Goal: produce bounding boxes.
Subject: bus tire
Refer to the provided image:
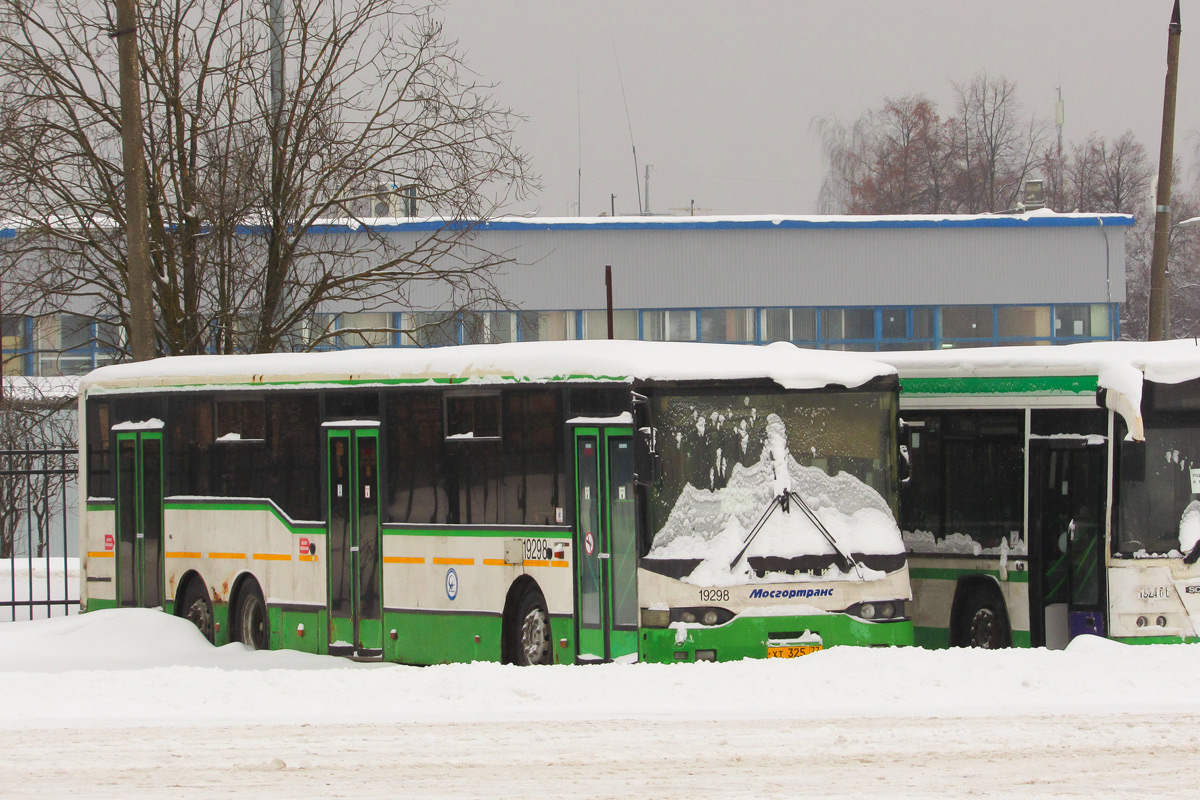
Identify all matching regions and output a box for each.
[511,587,552,666]
[233,580,270,651]
[178,578,214,643]
[962,588,1010,649]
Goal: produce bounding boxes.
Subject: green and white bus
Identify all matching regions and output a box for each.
[881,340,1200,649]
[78,340,912,664]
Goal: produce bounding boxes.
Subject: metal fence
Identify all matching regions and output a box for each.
[1,446,78,621]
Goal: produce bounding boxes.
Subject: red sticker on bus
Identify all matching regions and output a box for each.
[104,534,114,551]
[299,537,309,554]
[584,531,595,555]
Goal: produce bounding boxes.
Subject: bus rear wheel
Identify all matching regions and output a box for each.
[964,592,1009,649]
[512,589,552,666]
[234,582,270,651]
[179,580,214,643]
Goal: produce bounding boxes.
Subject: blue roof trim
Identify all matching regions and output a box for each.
[1,214,1136,240]
[312,215,1137,235]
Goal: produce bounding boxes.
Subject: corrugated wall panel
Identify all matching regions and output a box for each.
[397,224,1127,311]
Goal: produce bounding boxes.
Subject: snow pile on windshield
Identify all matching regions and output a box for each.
[903,530,1025,557]
[1179,501,1200,555]
[646,413,903,585]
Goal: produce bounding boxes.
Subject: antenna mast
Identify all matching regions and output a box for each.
[611,35,642,214]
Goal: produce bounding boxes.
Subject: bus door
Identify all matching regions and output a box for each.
[325,424,382,658]
[572,426,640,662]
[114,424,165,609]
[1029,437,1107,648]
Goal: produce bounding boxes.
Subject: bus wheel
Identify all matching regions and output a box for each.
[512,588,552,666]
[234,582,270,651]
[179,580,214,643]
[964,591,1009,649]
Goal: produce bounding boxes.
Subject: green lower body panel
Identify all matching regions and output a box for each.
[1113,635,1200,645]
[549,616,575,664]
[273,607,327,653]
[640,613,914,663]
[384,611,505,664]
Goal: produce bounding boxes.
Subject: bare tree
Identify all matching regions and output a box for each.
[815,95,950,214]
[817,74,1046,215]
[948,73,1047,213]
[0,0,532,358]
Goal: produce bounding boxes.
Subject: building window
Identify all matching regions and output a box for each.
[998,306,1052,339]
[338,311,393,348]
[581,310,638,340]
[700,309,755,343]
[759,308,816,343]
[821,308,874,342]
[2,314,28,376]
[519,311,577,341]
[35,313,95,376]
[462,312,517,344]
[642,310,697,342]
[881,308,907,340]
[1055,304,1109,339]
[942,306,993,340]
[402,312,458,347]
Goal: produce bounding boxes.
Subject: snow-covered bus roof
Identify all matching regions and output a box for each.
[878,339,1200,440]
[78,340,896,395]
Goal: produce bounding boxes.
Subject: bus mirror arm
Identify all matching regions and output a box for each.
[633,425,661,487]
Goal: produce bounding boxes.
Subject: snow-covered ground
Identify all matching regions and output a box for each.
[2,610,1200,798]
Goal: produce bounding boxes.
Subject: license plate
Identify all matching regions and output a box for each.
[766,644,822,658]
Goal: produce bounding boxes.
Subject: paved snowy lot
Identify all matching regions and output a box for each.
[2,610,1200,798]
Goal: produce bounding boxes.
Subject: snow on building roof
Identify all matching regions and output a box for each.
[2,209,1136,239]
[79,340,895,394]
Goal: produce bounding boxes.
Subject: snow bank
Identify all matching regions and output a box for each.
[2,611,1200,730]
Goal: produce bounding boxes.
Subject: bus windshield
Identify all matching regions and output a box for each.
[1118,417,1200,558]
[642,388,904,585]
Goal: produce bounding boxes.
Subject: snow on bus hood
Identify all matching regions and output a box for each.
[882,339,1200,442]
[646,414,904,586]
[79,340,893,393]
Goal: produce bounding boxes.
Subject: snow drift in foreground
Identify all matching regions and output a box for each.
[3,609,1200,731]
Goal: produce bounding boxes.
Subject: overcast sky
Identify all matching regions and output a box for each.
[438,0,1200,217]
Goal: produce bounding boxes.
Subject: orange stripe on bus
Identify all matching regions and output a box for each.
[87,551,114,558]
[165,552,201,559]
[253,553,292,561]
[208,552,246,559]
[433,557,474,566]
[523,559,550,568]
[299,554,316,562]
[384,556,425,564]
[482,558,507,566]
[550,560,570,568]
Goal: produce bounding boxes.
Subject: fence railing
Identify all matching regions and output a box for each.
[1,446,78,621]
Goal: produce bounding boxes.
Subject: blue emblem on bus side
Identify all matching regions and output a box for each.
[446,568,459,601]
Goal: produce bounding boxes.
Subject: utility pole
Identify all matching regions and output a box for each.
[114,0,155,361]
[1149,0,1182,341]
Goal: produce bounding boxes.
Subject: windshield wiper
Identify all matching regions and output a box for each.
[730,489,862,577]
